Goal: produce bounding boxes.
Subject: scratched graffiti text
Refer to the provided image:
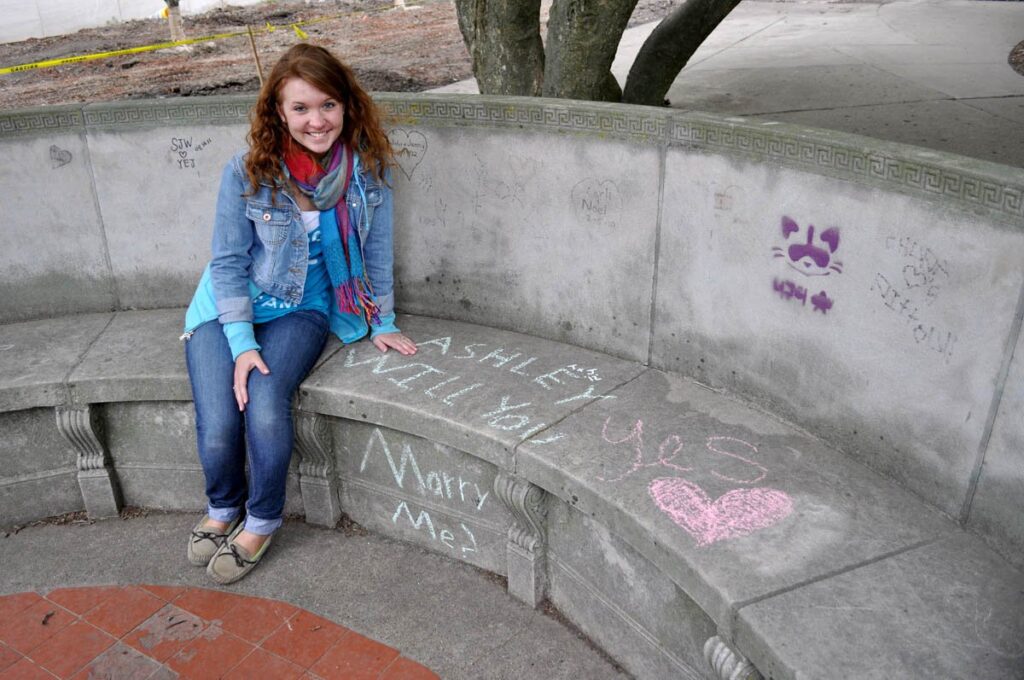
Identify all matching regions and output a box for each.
[170,136,211,170]
[872,235,957,363]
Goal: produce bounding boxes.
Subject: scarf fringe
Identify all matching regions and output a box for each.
[335,280,380,325]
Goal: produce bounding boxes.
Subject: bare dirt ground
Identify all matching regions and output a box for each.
[0,0,683,112]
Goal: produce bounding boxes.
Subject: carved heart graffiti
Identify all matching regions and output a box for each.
[571,178,622,226]
[49,145,72,169]
[388,129,427,180]
[648,477,793,547]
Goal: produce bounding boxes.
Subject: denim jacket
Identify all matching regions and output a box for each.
[209,150,398,342]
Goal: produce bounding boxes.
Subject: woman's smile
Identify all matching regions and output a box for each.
[278,77,344,154]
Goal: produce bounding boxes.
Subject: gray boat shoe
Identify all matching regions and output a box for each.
[187,515,241,567]
[206,525,274,585]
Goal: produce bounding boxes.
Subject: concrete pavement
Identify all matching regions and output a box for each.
[432,0,1024,167]
[0,513,628,679]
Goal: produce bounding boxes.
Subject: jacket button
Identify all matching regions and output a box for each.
[262,213,272,222]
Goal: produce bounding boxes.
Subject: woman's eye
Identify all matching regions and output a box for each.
[323,102,336,110]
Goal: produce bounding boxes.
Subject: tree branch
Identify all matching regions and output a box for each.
[622,0,742,106]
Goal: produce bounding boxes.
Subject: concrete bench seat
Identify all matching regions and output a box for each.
[4,93,1024,679]
[2,309,1021,680]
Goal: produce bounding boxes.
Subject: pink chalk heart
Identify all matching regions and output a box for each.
[648,477,794,547]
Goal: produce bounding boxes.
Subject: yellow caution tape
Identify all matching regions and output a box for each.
[0,29,245,74]
[0,2,427,76]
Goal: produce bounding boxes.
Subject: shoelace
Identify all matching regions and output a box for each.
[227,543,258,568]
[191,528,228,546]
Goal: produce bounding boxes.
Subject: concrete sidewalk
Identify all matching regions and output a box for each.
[432,0,1024,168]
[0,513,628,679]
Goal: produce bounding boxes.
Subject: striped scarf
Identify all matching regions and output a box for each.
[282,142,379,324]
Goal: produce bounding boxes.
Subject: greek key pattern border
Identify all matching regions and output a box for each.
[3,94,1021,221]
[0,107,84,137]
[84,97,252,130]
[377,94,668,144]
[672,118,1024,222]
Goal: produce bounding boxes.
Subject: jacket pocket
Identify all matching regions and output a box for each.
[361,184,384,234]
[245,202,292,246]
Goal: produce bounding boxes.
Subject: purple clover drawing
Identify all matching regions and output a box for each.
[772,216,842,277]
[811,291,834,314]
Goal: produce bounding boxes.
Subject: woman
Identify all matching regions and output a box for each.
[181,43,416,585]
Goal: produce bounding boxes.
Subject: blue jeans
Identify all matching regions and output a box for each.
[184,310,329,535]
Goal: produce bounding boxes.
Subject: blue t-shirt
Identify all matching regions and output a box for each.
[250,211,331,321]
[184,211,332,359]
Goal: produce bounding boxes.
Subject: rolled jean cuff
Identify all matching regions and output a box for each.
[244,514,282,536]
[208,505,241,523]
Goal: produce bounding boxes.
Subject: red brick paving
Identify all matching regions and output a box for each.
[0,643,22,674]
[0,586,440,679]
[309,632,400,680]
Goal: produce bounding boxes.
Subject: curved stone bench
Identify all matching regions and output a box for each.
[2,309,1022,680]
[3,94,1024,679]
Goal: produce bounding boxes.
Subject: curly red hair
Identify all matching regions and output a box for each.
[246,43,392,191]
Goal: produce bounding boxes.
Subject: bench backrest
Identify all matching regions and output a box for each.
[2,94,1022,569]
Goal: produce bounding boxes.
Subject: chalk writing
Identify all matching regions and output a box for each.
[571,178,623,228]
[597,417,767,484]
[530,432,567,445]
[170,136,211,170]
[534,364,601,390]
[388,128,427,180]
[649,477,793,547]
[391,500,479,556]
[49,145,72,169]
[360,428,489,511]
[596,417,690,483]
[598,417,792,546]
[341,334,617,441]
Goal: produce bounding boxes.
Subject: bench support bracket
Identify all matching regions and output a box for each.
[56,405,121,519]
[704,636,763,680]
[495,472,549,608]
[295,411,342,527]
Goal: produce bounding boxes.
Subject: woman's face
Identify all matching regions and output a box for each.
[277,77,344,156]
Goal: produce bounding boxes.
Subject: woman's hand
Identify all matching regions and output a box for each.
[371,333,417,356]
[234,349,270,411]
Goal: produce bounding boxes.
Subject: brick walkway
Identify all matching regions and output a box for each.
[0,585,439,679]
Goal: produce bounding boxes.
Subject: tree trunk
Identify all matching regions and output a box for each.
[454,0,545,96]
[543,0,637,102]
[622,0,742,106]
